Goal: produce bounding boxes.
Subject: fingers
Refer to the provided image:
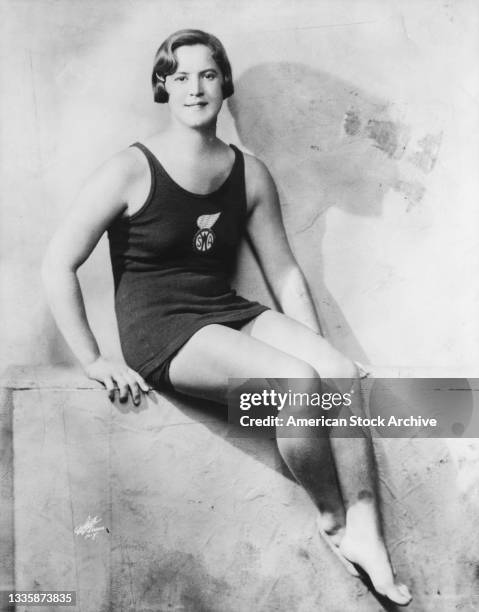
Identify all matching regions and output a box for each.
[104,376,117,402]
[124,371,141,404]
[111,373,132,404]
[132,371,151,394]
[110,370,151,405]
[84,358,152,404]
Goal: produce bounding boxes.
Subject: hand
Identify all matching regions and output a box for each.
[84,356,151,405]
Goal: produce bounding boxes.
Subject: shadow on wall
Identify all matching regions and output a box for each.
[43,63,428,368]
[229,62,412,361]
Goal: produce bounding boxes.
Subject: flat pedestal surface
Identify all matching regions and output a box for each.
[1,367,478,611]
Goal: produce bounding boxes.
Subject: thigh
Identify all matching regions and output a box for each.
[240,310,355,379]
[168,323,317,403]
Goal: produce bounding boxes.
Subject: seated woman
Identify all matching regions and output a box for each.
[42,29,412,606]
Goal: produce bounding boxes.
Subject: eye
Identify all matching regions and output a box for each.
[174,75,187,82]
[204,72,217,80]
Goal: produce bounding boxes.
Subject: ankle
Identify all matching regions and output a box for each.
[344,502,383,539]
[317,511,345,536]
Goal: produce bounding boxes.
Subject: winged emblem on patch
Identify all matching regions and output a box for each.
[193,212,221,253]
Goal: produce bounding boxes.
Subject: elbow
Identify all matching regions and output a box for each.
[41,245,76,290]
[41,249,57,293]
[41,244,57,283]
[41,248,51,282]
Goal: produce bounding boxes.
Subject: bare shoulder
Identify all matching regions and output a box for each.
[91,146,147,194]
[243,152,278,213]
[61,146,149,227]
[243,152,273,186]
[80,145,151,218]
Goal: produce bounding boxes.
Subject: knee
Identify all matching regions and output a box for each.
[333,355,358,381]
[318,350,358,380]
[285,360,321,394]
[287,359,320,380]
[316,352,359,395]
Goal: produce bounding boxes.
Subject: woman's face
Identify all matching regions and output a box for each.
[164,44,224,129]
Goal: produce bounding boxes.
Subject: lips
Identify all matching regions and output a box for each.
[185,102,207,107]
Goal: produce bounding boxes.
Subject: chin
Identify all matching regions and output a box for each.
[182,114,217,130]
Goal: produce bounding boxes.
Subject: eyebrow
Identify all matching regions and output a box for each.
[174,68,219,75]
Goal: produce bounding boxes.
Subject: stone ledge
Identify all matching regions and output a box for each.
[0,365,101,390]
[2,364,479,392]
[2,365,479,611]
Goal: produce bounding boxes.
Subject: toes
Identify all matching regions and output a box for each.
[396,583,412,604]
[380,582,412,606]
[336,534,412,604]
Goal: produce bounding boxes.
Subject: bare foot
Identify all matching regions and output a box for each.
[339,535,411,605]
[316,515,360,577]
[339,504,412,606]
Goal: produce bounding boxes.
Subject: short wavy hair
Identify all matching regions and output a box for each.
[151,29,234,104]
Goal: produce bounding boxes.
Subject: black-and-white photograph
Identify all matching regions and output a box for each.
[1,1,478,610]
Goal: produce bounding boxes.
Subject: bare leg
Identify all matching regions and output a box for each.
[168,323,355,573]
[167,317,411,603]
[331,383,411,604]
[241,310,412,605]
[270,398,360,576]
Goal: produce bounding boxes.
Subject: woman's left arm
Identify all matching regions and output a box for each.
[244,155,323,335]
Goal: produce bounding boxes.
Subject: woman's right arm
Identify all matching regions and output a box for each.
[41,150,150,403]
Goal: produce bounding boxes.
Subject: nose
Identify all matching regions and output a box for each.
[188,74,203,96]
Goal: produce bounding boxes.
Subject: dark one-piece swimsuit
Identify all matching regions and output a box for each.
[107,142,270,390]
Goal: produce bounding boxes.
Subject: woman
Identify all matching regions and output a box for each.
[42,29,411,606]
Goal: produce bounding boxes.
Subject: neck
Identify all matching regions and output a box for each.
[165,117,219,154]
